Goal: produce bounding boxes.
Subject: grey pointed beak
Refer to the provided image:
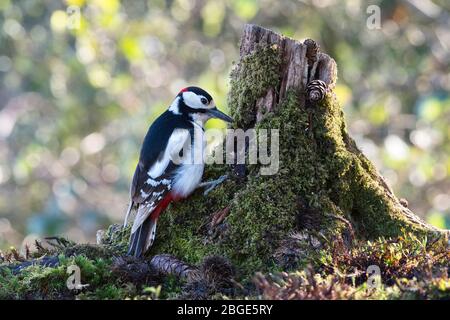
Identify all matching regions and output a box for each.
[208,107,233,123]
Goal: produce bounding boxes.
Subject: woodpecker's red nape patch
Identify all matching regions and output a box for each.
[179,87,189,93]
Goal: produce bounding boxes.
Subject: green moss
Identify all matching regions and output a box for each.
[0,264,64,299]
[0,239,140,300]
[228,44,281,128]
[98,224,130,254]
[0,254,118,299]
[311,94,432,238]
[63,244,113,260]
[77,284,131,300]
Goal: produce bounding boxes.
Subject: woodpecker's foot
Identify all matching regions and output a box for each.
[199,174,228,195]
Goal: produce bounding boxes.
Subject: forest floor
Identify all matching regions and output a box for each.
[0,224,448,300]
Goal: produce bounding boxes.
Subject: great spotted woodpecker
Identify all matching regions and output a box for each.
[125,86,233,257]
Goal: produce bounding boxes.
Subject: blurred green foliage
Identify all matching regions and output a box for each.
[0,0,449,250]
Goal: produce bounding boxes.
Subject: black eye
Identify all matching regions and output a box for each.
[201,97,208,105]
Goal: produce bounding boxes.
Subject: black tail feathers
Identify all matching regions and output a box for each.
[127,218,151,257]
[127,217,157,257]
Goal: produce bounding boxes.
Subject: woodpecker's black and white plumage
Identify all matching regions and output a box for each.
[125,86,233,257]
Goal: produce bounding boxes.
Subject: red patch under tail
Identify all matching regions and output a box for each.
[149,192,182,221]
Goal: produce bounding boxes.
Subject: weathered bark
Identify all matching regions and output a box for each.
[237,24,336,126]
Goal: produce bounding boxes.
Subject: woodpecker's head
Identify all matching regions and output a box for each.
[169,86,233,124]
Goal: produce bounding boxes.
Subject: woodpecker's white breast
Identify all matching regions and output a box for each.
[171,122,205,198]
[172,163,204,198]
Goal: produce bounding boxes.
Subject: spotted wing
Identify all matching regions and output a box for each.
[130,163,175,234]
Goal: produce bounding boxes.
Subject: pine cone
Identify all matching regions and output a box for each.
[304,39,319,63]
[150,254,200,280]
[306,80,328,103]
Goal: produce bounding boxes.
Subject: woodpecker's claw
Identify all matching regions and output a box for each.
[199,174,228,195]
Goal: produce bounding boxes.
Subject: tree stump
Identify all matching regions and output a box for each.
[228,24,446,237]
[156,24,449,275]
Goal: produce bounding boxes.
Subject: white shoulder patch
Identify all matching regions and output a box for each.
[147,128,190,178]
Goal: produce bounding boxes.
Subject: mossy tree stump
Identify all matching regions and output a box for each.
[231,24,444,237]
[154,24,448,276]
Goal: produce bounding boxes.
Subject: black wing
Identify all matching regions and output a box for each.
[130,133,194,234]
[127,110,197,257]
[129,110,193,203]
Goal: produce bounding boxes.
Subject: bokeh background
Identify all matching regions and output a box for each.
[0,0,449,250]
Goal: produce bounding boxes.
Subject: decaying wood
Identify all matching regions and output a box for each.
[239,24,337,122]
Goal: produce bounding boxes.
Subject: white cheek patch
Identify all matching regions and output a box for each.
[182,91,204,109]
